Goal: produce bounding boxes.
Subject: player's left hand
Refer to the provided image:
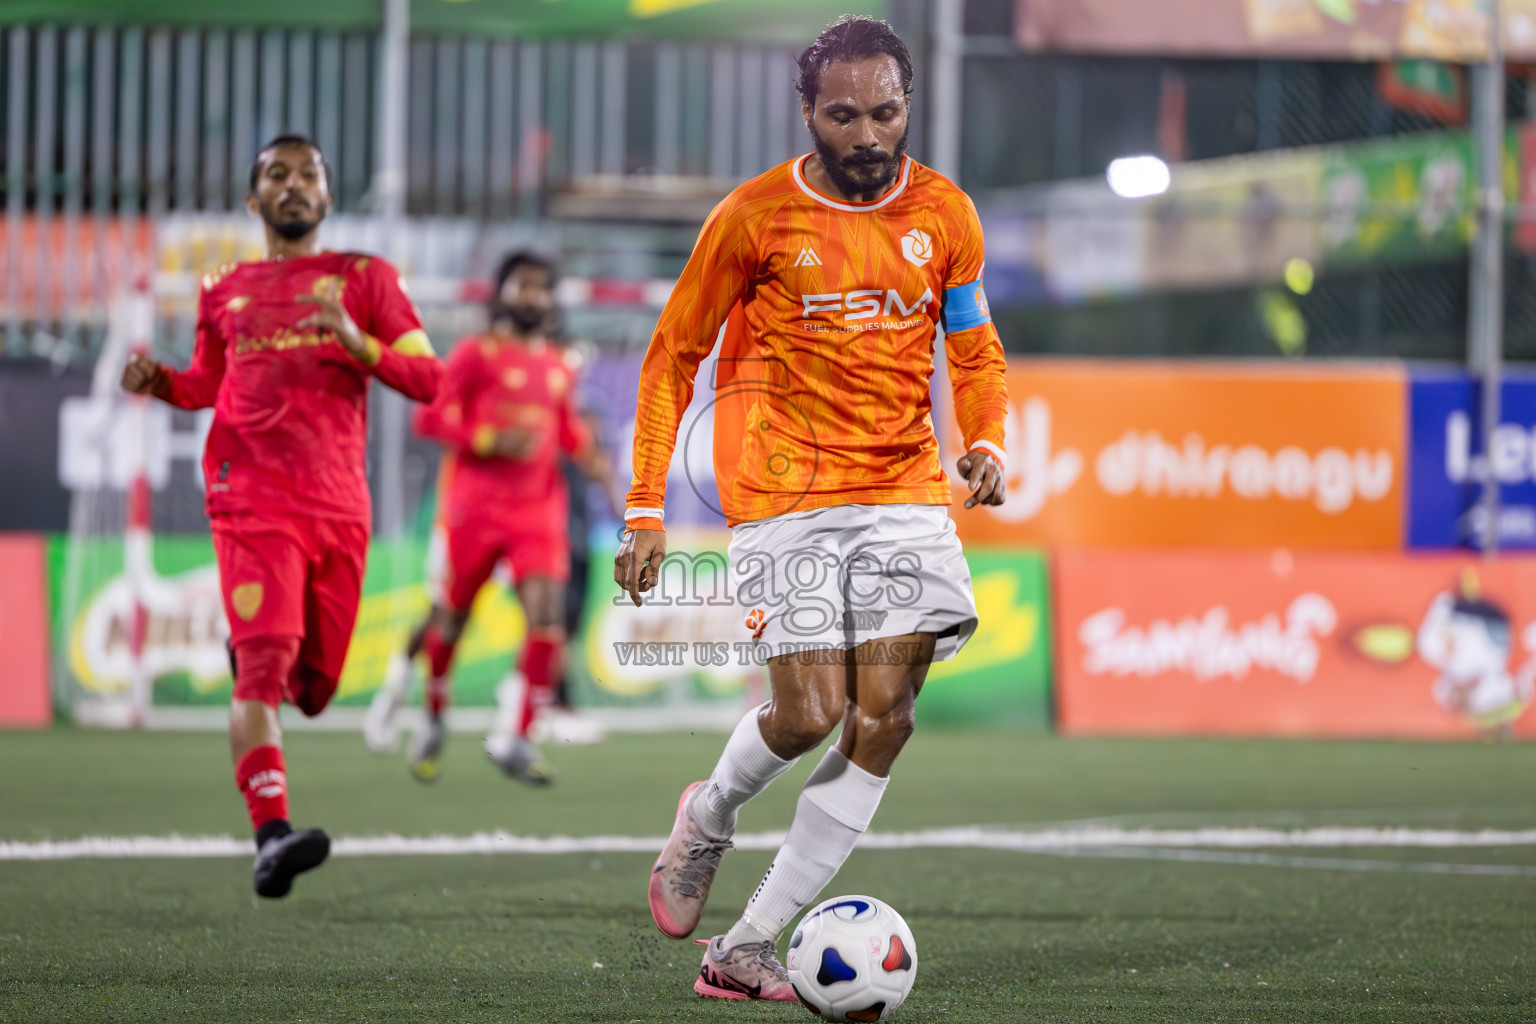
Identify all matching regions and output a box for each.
[956,450,1004,509]
[296,284,370,361]
[615,528,666,607]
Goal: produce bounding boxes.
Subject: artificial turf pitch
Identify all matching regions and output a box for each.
[1,727,1533,1023]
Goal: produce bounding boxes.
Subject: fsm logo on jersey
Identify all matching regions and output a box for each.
[1407,371,1536,550]
[901,229,933,267]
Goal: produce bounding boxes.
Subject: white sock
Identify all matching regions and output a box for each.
[383,653,412,697]
[486,674,524,750]
[726,747,889,947]
[690,703,797,837]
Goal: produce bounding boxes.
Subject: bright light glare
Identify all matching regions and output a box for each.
[1106,155,1171,199]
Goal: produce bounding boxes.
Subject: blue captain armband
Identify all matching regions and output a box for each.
[944,277,992,333]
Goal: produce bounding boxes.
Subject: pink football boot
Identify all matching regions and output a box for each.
[648,781,732,939]
[692,935,797,1001]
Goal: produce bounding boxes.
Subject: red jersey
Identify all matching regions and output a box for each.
[156,251,441,523]
[414,335,590,536]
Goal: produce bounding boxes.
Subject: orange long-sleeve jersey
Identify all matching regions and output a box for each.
[625,154,1008,530]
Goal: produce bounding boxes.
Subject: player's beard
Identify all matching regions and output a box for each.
[810,121,909,199]
[258,196,324,241]
[493,302,548,335]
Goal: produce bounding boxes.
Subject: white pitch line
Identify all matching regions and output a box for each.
[1042,846,1536,878]
[856,825,1536,851]
[3,825,1536,862]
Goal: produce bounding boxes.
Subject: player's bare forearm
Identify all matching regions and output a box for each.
[296,290,371,362]
[956,450,1005,509]
[613,528,666,607]
[297,285,441,402]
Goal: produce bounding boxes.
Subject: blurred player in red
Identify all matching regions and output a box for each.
[120,135,441,898]
[364,252,613,784]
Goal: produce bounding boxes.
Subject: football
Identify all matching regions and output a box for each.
[785,895,917,1022]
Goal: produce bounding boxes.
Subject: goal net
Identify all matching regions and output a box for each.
[53,281,225,727]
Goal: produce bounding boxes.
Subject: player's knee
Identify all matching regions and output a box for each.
[437,608,471,644]
[880,702,918,746]
[231,635,302,709]
[288,665,339,718]
[852,692,917,750]
[774,702,843,753]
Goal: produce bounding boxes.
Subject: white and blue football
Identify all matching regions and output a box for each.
[784,895,917,1022]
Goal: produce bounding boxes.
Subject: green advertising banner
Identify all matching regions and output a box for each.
[1319,129,1519,268]
[414,0,880,43]
[997,127,1528,304]
[48,532,1050,730]
[916,547,1051,730]
[47,535,523,714]
[571,536,1052,729]
[2,0,881,42]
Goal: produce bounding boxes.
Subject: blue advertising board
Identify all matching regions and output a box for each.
[1409,370,1536,549]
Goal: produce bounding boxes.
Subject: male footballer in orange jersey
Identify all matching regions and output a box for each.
[364,252,614,784]
[615,17,1007,1002]
[120,135,442,898]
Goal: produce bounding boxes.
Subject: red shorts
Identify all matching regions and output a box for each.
[430,519,569,613]
[211,512,369,713]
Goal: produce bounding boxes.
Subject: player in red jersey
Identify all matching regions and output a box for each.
[120,135,441,898]
[364,252,613,784]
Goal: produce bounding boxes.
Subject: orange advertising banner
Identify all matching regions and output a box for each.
[947,360,1406,548]
[1055,547,1536,739]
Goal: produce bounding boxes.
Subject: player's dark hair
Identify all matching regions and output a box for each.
[493,251,556,297]
[796,16,913,106]
[248,134,332,194]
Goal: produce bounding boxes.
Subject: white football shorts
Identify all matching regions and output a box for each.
[726,503,978,662]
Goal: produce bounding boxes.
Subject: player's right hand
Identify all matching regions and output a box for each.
[120,353,165,396]
[615,528,666,608]
[491,426,538,459]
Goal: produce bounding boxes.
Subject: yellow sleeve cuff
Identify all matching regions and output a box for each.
[355,334,383,367]
[471,424,497,457]
[390,329,435,357]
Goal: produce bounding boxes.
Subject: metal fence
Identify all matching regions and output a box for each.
[0,24,805,358]
[2,16,1532,364]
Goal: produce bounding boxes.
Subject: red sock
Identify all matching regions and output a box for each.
[425,674,451,718]
[235,745,289,833]
[516,631,563,737]
[420,625,457,718]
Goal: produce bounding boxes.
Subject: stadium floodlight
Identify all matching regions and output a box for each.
[1106,155,1171,199]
